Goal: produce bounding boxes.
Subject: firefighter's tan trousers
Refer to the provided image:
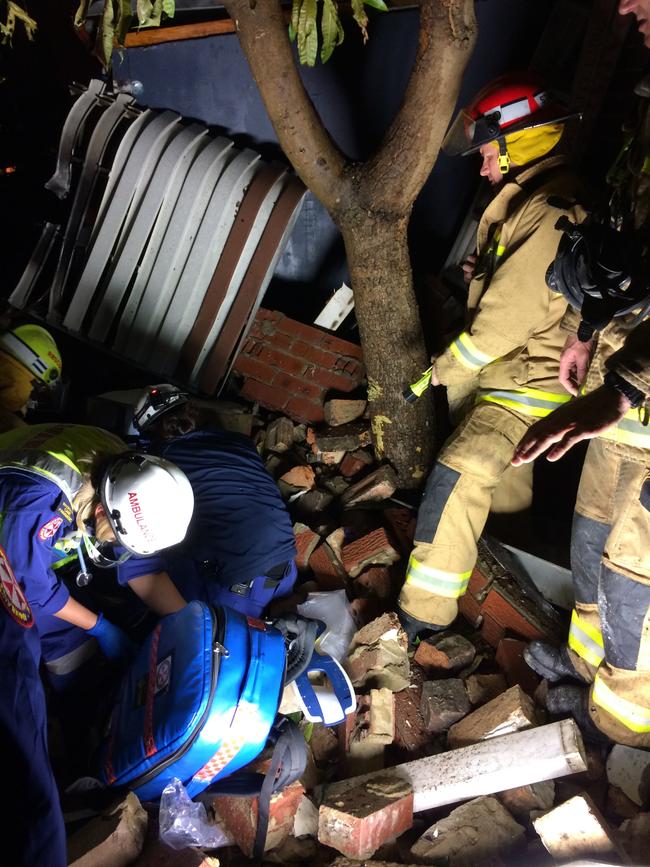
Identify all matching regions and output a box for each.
[398,402,533,628]
[564,438,650,747]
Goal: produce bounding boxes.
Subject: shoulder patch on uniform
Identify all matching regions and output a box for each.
[38,516,63,541]
[0,544,33,628]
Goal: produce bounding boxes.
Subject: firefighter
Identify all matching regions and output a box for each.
[115,384,298,619]
[0,423,194,688]
[0,553,66,867]
[513,317,650,747]
[0,323,63,431]
[397,72,584,642]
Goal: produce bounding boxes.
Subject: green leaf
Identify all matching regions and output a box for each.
[162,0,175,18]
[320,0,343,63]
[351,0,368,42]
[74,0,90,28]
[287,711,303,723]
[288,20,296,42]
[363,0,388,9]
[99,0,116,67]
[297,0,318,66]
[136,0,153,26]
[291,0,301,39]
[115,0,133,46]
[303,721,314,742]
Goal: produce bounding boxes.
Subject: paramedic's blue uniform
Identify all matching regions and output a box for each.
[0,552,66,866]
[119,430,297,617]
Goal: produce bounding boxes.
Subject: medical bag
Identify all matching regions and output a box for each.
[96,601,286,801]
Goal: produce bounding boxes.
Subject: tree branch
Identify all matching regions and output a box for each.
[361,0,477,211]
[221,0,351,212]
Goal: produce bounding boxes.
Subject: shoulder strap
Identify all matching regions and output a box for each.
[197,716,307,859]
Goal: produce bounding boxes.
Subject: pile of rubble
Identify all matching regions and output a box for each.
[68,318,650,865]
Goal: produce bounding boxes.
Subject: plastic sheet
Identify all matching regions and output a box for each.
[159,778,230,850]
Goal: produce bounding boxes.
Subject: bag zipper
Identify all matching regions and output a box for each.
[125,606,224,789]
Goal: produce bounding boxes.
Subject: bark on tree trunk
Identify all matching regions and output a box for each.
[341,211,433,482]
[223,0,477,485]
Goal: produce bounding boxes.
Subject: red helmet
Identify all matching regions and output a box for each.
[442,73,579,161]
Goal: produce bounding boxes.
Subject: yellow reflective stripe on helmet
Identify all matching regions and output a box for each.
[593,674,650,734]
[404,554,472,599]
[568,610,604,669]
[449,332,497,371]
[477,388,572,418]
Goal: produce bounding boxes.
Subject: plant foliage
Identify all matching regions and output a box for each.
[75,0,175,66]
[289,0,387,66]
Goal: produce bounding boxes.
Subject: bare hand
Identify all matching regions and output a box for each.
[428,361,440,387]
[511,386,631,465]
[461,253,477,285]
[559,334,594,396]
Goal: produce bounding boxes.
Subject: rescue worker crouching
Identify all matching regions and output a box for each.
[0,323,63,432]
[0,422,194,689]
[115,384,298,620]
[398,72,584,643]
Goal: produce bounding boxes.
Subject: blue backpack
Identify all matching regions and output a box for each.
[97,601,288,801]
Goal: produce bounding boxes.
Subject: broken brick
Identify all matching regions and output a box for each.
[325,527,346,561]
[383,507,417,556]
[318,774,413,859]
[496,637,540,695]
[340,465,398,508]
[310,723,339,766]
[350,613,407,652]
[67,793,148,867]
[295,488,334,516]
[447,685,538,748]
[497,781,555,819]
[410,796,525,865]
[342,528,400,578]
[619,813,650,863]
[264,417,295,453]
[213,779,304,857]
[340,448,374,479]
[322,475,350,497]
[324,399,367,427]
[413,632,476,675]
[349,595,385,628]
[606,785,641,822]
[458,566,492,627]
[465,672,508,706]
[532,793,626,862]
[279,464,316,492]
[293,522,321,571]
[308,543,347,590]
[353,566,393,600]
[420,679,471,733]
[345,641,410,692]
[313,422,372,454]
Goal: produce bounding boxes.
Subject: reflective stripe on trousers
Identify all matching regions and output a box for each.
[568,609,605,669]
[593,673,650,733]
[404,554,471,599]
[449,332,497,371]
[477,388,572,418]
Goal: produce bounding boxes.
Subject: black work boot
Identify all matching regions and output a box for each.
[545,684,611,744]
[397,608,446,647]
[524,640,589,684]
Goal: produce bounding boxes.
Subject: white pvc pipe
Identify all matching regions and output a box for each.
[320,719,587,814]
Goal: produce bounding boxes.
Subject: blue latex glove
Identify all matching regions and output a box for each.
[87,613,137,664]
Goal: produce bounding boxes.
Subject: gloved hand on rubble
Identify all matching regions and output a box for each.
[87,612,138,664]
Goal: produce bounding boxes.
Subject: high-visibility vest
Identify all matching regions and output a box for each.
[0,423,125,504]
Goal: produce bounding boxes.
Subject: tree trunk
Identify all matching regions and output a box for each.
[341,210,433,482]
[223,0,477,486]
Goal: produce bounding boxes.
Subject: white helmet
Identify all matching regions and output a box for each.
[99,452,194,555]
[133,384,190,433]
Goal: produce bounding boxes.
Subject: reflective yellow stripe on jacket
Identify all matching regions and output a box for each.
[477,388,572,418]
[598,405,650,449]
[449,332,497,371]
[568,609,604,669]
[593,674,650,733]
[404,554,471,599]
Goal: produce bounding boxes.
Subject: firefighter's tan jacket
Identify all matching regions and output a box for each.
[562,308,650,456]
[435,156,586,417]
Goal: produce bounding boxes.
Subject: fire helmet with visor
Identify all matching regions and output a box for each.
[0,324,62,385]
[442,73,581,174]
[98,452,194,556]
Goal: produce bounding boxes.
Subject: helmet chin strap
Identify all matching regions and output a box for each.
[497,137,510,174]
[82,529,132,569]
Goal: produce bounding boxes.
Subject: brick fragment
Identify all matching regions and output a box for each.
[340,448,374,479]
[322,475,350,497]
[318,774,413,859]
[313,422,372,454]
[325,527,346,561]
[308,447,346,466]
[310,723,339,766]
[279,465,316,491]
[340,465,399,508]
[324,398,367,427]
[264,417,295,453]
[341,528,400,578]
[421,678,471,733]
[349,595,385,628]
[619,812,650,863]
[213,779,304,857]
[447,685,538,748]
[295,488,334,517]
[350,612,407,652]
[285,396,326,424]
[497,781,555,819]
[383,506,417,555]
[496,637,540,695]
[606,743,650,807]
[465,672,508,706]
[67,793,148,867]
[532,793,626,862]
[410,796,525,865]
[457,566,492,627]
[413,632,476,675]
[345,642,410,692]
[293,522,321,571]
[308,543,348,590]
[606,785,641,821]
[353,566,393,600]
